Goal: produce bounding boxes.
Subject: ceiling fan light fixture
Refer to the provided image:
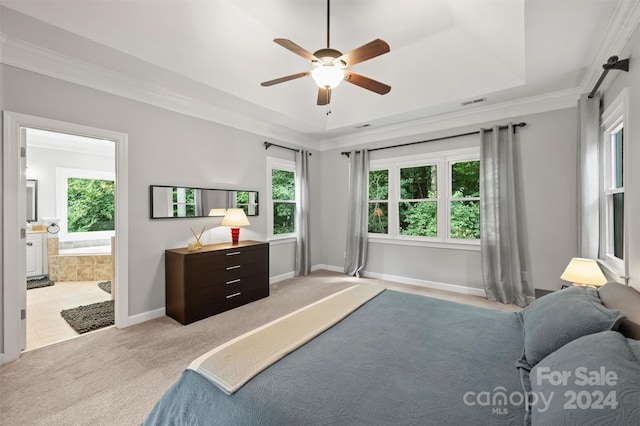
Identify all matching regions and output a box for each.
[311,64,345,89]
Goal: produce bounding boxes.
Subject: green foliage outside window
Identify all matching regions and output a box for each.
[450,161,480,239]
[400,165,437,199]
[399,201,437,236]
[67,178,115,232]
[398,165,437,236]
[368,170,388,233]
[272,169,295,234]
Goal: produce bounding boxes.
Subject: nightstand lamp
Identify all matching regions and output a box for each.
[208,208,226,217]
[560,258,607,287]
[221,208,250,244]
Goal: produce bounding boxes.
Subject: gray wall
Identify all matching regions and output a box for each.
[1,63,320,320]
[320,107,579,294]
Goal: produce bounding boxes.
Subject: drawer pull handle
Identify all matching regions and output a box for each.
[226,252,241,256]
[226,265,241,270]
[26,242,33,247]
[226,279,241,285]
[226,292,241,299]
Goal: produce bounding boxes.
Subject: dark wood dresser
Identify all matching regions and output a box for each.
[165,240,269,325]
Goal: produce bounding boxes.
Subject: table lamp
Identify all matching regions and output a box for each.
[221,208,250,244]
[208,208,226,217]
[560,258,607,287]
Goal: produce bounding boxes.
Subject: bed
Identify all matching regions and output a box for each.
[143,282,640,425]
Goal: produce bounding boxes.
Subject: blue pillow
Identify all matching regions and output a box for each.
[516,286,623,371]
[529,331,640,425]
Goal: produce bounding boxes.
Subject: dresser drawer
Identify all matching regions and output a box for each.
[185,282,269,324]
[186,245,267,272]
[186,260,268,291]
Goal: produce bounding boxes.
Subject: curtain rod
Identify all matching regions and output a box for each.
[341,122,527,157]
[588,56,629,99]
[264,141,312,155]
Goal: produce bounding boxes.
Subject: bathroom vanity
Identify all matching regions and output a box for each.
[26,231,48,279]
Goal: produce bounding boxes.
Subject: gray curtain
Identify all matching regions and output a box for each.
[577,93,601,259]
[480,124,527,307]
[344,150,369,277]
[295,150,311,276]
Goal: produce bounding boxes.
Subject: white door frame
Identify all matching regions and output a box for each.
[2,111,129,364]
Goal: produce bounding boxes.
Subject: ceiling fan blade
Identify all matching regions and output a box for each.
[317,87,331,105]
[338,39,390,66]
[261,71,310,87]
[344,71,391,95]
[274,39,319,62]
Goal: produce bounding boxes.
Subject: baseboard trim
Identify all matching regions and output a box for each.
[360,270,487,297]
[124,307,166,327]
[270,271,295,284]
[311,264,343,273]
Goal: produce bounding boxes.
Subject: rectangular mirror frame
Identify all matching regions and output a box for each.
[149,185,259,219]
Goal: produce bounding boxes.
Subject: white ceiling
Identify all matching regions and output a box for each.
[0,0,625,142]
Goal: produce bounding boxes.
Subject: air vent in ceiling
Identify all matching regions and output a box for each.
[461,97,486,106]
[356,123,371,129]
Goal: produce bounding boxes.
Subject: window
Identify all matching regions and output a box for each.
[601,90,627,274]
[56,168,115,241]
[368,169,388,234]
[267,158,296,239]
[450,160,480,239]
[368,148,480,247]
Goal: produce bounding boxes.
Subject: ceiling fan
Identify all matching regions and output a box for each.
[260,0,391,106]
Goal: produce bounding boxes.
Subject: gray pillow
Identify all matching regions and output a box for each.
[530,331,640,425]
[516,286,623,371]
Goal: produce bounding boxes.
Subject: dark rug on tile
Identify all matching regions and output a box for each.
[27,276,54,290]
[98,280,111,294]
[61,300,114,334]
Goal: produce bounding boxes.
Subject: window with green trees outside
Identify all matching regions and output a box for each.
[368,149,480,244]
[272,169,295,234]
[450,160,480,239]
[67,178,115,232]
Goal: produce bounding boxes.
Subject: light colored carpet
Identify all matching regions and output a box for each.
[0,270,520,425]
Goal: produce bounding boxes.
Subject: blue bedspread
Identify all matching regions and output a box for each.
[143,290,525,425]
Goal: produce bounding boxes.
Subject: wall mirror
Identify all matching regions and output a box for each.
[150,185,259,219]
[26,179,38,222]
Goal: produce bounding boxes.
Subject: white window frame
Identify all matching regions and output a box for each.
[266,157,297,241]
[56,167,116,242]
[599,89,628,277]
[369,147,480,250]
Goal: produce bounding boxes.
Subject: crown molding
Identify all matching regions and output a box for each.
[579,0,640,94]
[0,34,319,148]
[318,88,581,151]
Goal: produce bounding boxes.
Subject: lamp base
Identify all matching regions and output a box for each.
[230,228,240,244]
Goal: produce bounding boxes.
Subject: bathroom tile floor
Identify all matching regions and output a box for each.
[26,281,112,351]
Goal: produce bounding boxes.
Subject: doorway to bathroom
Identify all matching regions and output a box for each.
[25,128,116,350]
[2,111,130,364]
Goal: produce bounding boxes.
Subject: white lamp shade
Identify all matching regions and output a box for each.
[208,208,226,217]
[560,258,607,286]
[221,208,250,227]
